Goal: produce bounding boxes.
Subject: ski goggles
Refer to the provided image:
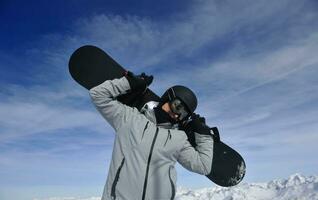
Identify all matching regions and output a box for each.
[169,99,189,120]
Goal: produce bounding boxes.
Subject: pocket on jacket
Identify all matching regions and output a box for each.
[129,120,149,148]
[168,166,176,200]
[111,157,125,199]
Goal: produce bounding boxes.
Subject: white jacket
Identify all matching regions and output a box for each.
[89,77,214,200]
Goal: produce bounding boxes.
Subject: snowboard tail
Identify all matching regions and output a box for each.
[208,140,246,186]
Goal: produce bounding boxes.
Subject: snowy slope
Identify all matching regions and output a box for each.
[176,173,318,200]
[34,174,318,200]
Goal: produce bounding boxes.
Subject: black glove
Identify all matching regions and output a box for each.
[187,113,211,135]
[179,113,210,147]
[179,119,197,148]
[179,113,210,134]
[124,71,153,93]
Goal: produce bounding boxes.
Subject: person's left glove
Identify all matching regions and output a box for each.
[124,71,153,93]
[187,113,211,135]
[179,113,211,148]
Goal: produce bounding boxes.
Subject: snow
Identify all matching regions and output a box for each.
[33,197,100,200]
[34,173,318,200]
[176,173,318,200]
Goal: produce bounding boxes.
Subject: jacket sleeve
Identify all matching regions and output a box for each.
[89,76,137,132]
[177,132,214,175]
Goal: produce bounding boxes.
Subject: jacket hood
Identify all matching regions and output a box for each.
[140,101,179,129]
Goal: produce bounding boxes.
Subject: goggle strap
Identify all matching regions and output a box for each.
[168,88,176,101]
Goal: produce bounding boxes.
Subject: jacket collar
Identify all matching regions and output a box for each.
[140,101,179,129]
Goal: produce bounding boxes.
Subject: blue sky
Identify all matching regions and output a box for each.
[1,0,318,199]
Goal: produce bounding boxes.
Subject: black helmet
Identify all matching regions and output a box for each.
[161,85,197,114]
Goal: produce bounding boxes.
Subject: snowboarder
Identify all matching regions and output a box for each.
[89,71,214,200]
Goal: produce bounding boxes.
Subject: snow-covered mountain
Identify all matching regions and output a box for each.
[34,173,318,200]
[176,173,318,200]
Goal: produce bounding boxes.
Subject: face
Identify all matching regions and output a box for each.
[169,99,189,120]
[167,108,180,121]
[162,99,189,122]
[161,102,178,121]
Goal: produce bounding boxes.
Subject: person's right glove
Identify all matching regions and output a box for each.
[124,71,153,93]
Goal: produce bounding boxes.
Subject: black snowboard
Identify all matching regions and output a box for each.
[68,45,246,187]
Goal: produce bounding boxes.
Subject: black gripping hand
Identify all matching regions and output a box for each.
[179,113,206,132]
[179,113,211,147]
[188,113,211,135]
[124,71,153,93]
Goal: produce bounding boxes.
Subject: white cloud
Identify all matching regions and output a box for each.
[0,82,112,142]
[47,0,316,73]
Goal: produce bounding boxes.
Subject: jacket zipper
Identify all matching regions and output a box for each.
[141,121,149,139]
[164,130,171,147]
[141,127,159,200]
[111,157,125,200]
[168,167,176,200]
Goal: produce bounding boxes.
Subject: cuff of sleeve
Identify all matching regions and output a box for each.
[89,76,132,96]
[122,76,132,91]
[194,132,213,144]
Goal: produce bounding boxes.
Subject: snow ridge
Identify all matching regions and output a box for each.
[176,173,318,200]
[34,174,318,200]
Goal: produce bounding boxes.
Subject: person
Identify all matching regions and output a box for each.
[89,71,214,200]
